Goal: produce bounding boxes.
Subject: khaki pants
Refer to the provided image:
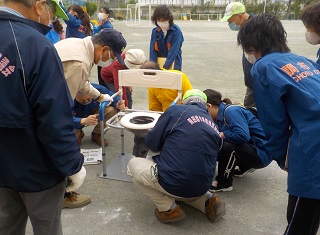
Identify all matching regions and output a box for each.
[127,157,211,212]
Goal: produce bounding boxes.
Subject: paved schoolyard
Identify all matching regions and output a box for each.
[27,19,319,235]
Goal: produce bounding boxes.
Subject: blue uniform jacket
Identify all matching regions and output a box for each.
[46,28,61,44]
[252,52,320,199]
[149,24,184,70]
[73,83,119,129]
[93,20,113,34]
[61,5,88,38]
[216,103,272,167]
[145,103,222,198]
[0,12,83,192]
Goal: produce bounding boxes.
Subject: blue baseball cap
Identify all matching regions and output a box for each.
[98,28,127,65]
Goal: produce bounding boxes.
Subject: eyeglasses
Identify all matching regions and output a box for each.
[45,2,55,13]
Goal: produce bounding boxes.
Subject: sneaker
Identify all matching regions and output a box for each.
[91,133,109,146]
[209,182,233,193]
[211,180,218,187]
[205,195,226,223]
[233,167,256,178]
[63,192,92,209]
[155,205,186,223]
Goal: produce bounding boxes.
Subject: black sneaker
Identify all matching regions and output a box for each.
[209,182,233,193]
[233,167,256,178]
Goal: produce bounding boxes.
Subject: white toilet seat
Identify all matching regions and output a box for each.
[120,112,161,130]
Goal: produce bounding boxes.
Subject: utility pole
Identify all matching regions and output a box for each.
[287,0,292,20]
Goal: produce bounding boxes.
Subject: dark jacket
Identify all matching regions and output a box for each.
[242,13,255,88]
[0,11,83,192]
[145,103,222,198]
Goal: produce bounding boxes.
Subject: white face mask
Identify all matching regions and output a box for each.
[305,31,320,45]
[98,12,107,21]
[244,53,257,64]
[97,50,113,67]
[157,21,169,31]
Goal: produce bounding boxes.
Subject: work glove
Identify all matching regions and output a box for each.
[98,94,113,103]
[66,166,86,192]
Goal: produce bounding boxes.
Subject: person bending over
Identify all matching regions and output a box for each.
[127,89,225,223]
[237,13,320,235]
[203,89,272,192]
[73,83,125,146]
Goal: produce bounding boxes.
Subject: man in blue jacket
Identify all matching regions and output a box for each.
[0,0,85,234]
[73,83,125,146]
[238,13,320,235]
[128,89,225,224]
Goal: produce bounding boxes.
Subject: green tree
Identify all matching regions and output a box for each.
[86,2,98,17]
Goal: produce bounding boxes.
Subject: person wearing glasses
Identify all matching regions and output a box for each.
[220,2,256,108]
[54,28,126,209]
[0,0,86,234]
[73,83,125,146]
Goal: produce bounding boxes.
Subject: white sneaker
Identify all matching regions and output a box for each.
[234,167,256,178]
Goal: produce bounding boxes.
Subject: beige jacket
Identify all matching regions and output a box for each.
[54,36,100,100]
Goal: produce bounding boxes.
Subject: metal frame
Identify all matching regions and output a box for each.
[99,69,182,181]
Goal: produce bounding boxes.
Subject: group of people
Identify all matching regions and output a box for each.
[219,3,320,234]
[129,2,320,234]
[0,0,320,234]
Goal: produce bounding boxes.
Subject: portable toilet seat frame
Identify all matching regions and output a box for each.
[99,69,182,182]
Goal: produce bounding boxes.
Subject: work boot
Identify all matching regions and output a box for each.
[91,133,109,146]
[205,195,226,223]
[63,192,92,209]
[77,130,84,145]
[155,205,186,223]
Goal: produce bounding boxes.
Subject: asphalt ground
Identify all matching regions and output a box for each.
[26,19,319,235]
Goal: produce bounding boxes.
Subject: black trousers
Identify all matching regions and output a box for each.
[97,66,105,87]
[284,194,320,235]
[216,141,265,185]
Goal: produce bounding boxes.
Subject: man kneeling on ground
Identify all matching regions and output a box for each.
[127,89,226,223]
[73,82,125,146]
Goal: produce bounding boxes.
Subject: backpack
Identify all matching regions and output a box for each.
[223,104,259,127]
